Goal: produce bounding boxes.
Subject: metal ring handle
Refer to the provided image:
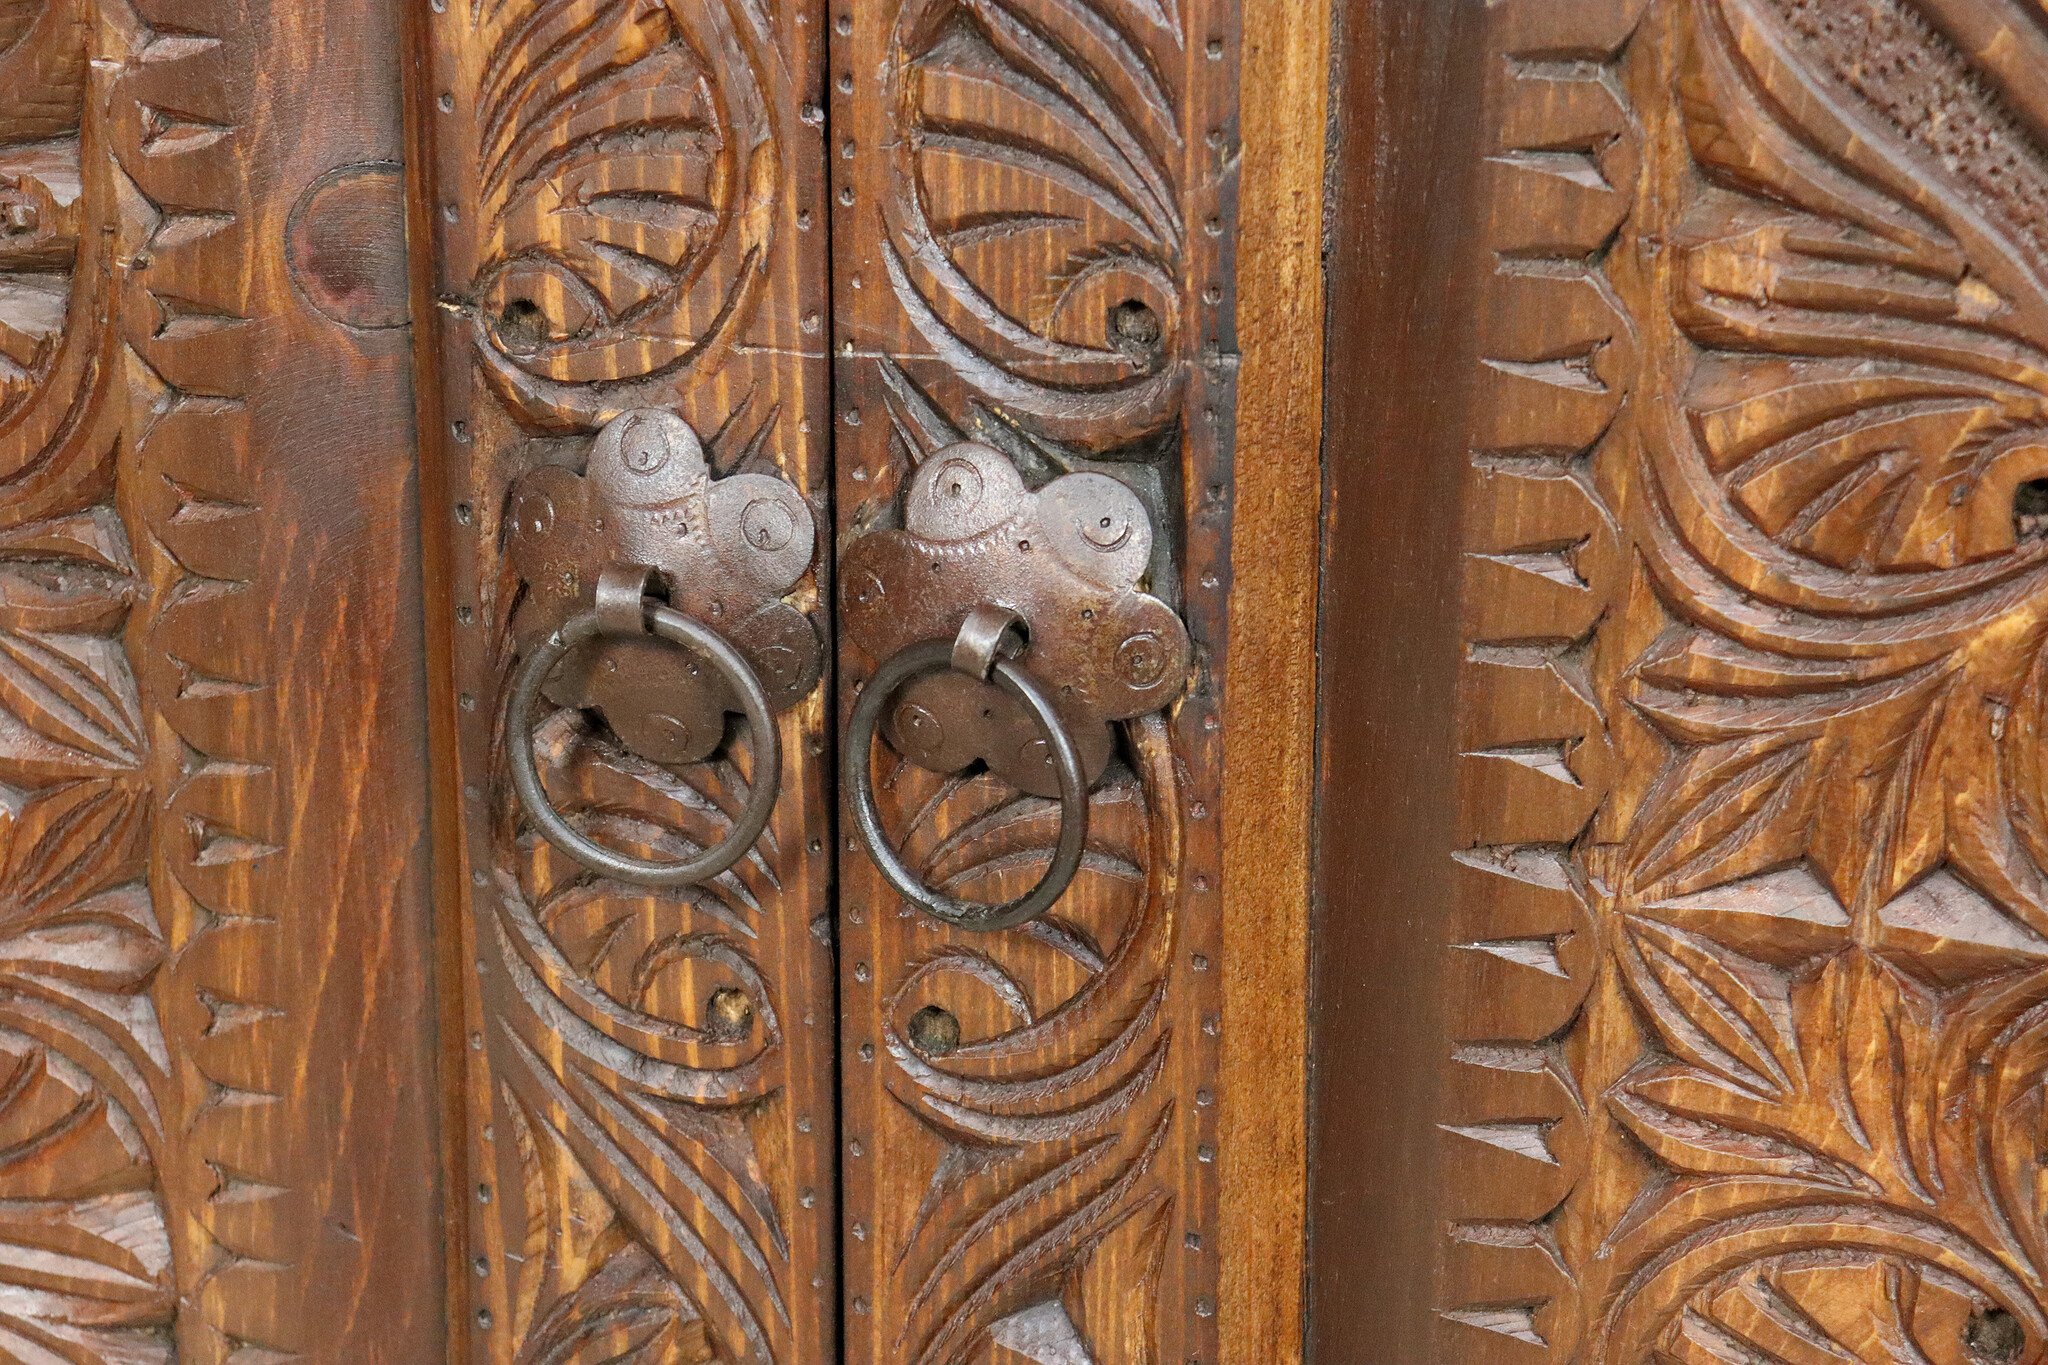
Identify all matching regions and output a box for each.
[845,610,1088,932]
[507,596,781,887]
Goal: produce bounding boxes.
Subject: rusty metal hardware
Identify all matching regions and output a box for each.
[838,443,1191,929]
[506,408,820,767]
[839,441,1191,799]
[507,566,780,886]
[501,408,820,884]
[845,606,1088,931]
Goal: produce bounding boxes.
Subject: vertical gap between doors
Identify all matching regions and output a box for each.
[395,9,478,1359]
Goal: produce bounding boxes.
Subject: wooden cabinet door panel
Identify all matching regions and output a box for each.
[6,0,1284,1357]
[1315,0,2048,1360]
[825,2,1244,1359]
[408,1,841,1360]
[0,0,447,1358]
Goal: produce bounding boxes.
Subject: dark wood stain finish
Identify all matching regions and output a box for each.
[1310,1,1484,1358]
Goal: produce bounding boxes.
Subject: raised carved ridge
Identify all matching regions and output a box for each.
[419,0,838,1358]
[830,0,1237,1357]
[1445,0,2048,1359]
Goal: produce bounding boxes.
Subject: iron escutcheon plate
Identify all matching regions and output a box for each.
[839,442,1190,797]
[506,408,822,766]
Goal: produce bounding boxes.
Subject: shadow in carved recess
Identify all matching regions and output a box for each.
[0,0,175,1358]
[1444,0,2048,1362]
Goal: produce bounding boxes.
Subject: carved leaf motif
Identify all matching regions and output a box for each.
[1674,0,2048,572]
[491,712,790,1362]
[886,0,1186,445]
[0,6,190,1358]
[1618,916,1803,1096]
[1614,947,1956,1203]
[1456,0,2048,1356]
[0,633,142,780]
[914,1120,1172,1365]
[0,531,143,789]
[0,781,141,923]
[870,721,1179,1360]
[1610,1068,1866,1188]
[0,0,85,422]
[518,1253,714,1365]
[0,521,152,1040]
[1645,1248,2043,1365]
[503,1091,717,1365]
[1632,0,2048,914]
[1622,624,1971,905]
[0,1031,172,1363]
[1605,946,2048,1359]
[1597,968,2048,1362]
[1622,724,1816,900]
[1933,972,2048,1288]
[470,0,779,423]
[884,754,1149,1036]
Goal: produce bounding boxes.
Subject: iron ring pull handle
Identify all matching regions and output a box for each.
[507,565,781,887]
[844,604,1088,932]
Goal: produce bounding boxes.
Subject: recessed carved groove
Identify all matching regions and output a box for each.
[1442,0,2048,1360]
[418,0,838,1358]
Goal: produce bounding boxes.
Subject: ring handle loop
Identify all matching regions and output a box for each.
[507,566,782,887]
[845,605,1089,932]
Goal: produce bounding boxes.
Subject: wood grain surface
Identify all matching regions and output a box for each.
[407,1,839,1360]
[7,0,1327,1357]
[826,0,1244,1359]
[1221,0,1327,1359]
[1310,2,1481,1357]
[1317,0,2048,1361]
[0,0,448,1358]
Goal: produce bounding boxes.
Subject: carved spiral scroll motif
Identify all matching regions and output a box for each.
[830,0,1239,1356]
[1442,0,2048,1359]
[468,0,789,432]
[879,0,1189,454]
[421,0,838,1358]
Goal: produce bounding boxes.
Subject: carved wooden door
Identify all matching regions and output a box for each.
[415,0,1247,1357]
[0,0,1258,1359]
[1314,1,2048,1363]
